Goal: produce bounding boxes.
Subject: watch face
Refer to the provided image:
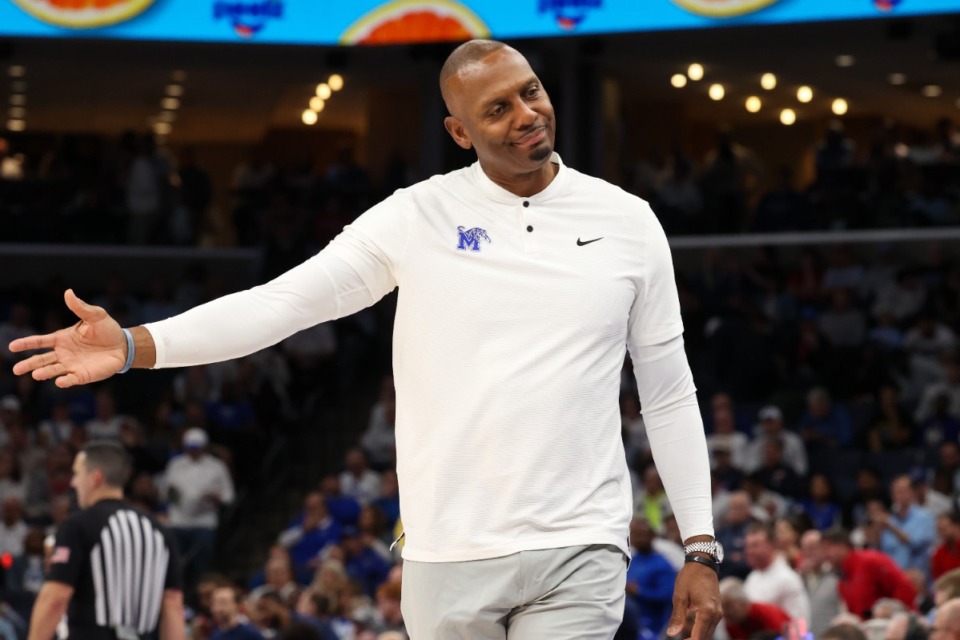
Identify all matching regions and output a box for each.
[714,541,725,563]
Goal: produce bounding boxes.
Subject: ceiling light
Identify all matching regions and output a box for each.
[708,84,725,101]
[309,97,325,112]
[797,86,813,103]
[687,63,704,81]
[922,85,942,98]
[161,97,180,110]
[316,83,332,100]
[166,84,184,97]
[7,66,25,78]
[780,109,796,126]
[761,73,777,90]
[328,74,344,91]
[8,107,25,119]
[6,120,25,132]
[9,95,26,106]
[171,70,187,82]
[745,96,761,113]
[888,73,907,85]
[302,109,318,125]
[832,98,849,115]
[670,74,687,88]
[835,55,856,67]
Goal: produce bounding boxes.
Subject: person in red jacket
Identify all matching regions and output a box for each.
[720,576,791,640]
[932,512,960,580]
[821,528,917,617]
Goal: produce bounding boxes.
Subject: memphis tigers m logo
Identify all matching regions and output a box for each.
[456,226,492,252]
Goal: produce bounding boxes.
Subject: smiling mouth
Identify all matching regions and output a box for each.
[515,126,547,146]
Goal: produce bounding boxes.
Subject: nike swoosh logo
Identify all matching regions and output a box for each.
[577,237,603,246]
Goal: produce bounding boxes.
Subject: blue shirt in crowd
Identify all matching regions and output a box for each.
[881,504,936,575]
[210,622,265,640]
[626,549,677,638]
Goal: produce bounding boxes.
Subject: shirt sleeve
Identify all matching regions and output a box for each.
[162,525,183,591]
[627,205,684,347]
[47,517,85,587]
[629,335,714,541]
[145,190,416,369]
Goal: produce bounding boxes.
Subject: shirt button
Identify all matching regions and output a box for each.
[523,201,530,208]
[527,225,534,232]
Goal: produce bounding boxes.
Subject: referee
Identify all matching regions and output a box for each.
[27,441,186,640]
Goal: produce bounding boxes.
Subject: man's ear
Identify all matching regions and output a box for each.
[444,116,472,150]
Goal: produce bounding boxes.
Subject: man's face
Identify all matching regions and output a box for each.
[892,478,914,507]
[70,453,98,509]
[210,588,237,627]
[443,48,556,181]
[821,541,848,568]
[744,531,774,569]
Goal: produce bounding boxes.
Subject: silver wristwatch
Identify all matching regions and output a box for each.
[684,540,725,563]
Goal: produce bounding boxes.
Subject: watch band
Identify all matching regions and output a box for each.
[685,554,719,574]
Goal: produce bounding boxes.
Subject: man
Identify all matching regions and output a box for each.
[752,437,805,499]
[162,427,235,586]
[932,598,960,640]
[821,527,916,618]
[876,475,936,575]
[933,512,960,579]
[626,516,677,638]
[745,405,808,476]
[10,40,720,639]
[743,523,811,622]
[798,529,842,637]
[210,584,264,640]
[720,577,791,640]
[277,491,342,571]
[27,441,184,639]
[716,491,755,579]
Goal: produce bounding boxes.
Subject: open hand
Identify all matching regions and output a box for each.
[666,562,722,640]
[9,289,125,388]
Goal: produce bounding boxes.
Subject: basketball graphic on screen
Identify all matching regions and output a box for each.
[11,0,155,29]
[669,0,781,17]
[340,0,489,46]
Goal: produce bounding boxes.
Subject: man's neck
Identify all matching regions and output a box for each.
[88,488,124,506]
[482,160,558,198]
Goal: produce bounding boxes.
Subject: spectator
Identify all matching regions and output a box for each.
[249,557,298,603]
[620,392,650,468]
[933,569,960,608]
[745,405,808,476]
[774,517,802,570]
[190,572,231,640]
[931,598,960,640]
[932,512,960,580]
[360,398,396,470]
[866,384,915,452]
[84,388,126,440]
[799,387,854,448]
[711,444,744,492]
[0,497,28,557]
[341,527,391,598]
[720,576,792,640]
[292,589,339,640]
[914,470,953,519]
[36,399,79,446]
[278,492,342,571]
[633,465,671,533]
[753,437,805,499]
[319,475,361,527]
[916,362,960,425]
[818,290,867,347]
[370,582,406,636]
[163,427,235,587]
[743,523,812,622]
[210,584,264,640]
[339,449,380,506]
[920,393,960,452]
[801,474,843,531]
[798,529,842,636]
[372,470,400,530]
[873,597,908,619]
[875,475,936,575]
[0,449,24,503]
[873,270,928,324]
[0,305,36,366]
[707,405,750,471]
[626,516,676,638]
[4,527,46,593]
[905,317,957,364]
[821,527,916,617]
[717,491,756,579]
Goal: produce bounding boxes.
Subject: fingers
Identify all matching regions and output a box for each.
[64,289,107,324]
[31,362,68,382]
[55,373,81,389]
[690,604,723,640]
[12,351,59,376]
[666,594,688,637]
[9,333,57,354]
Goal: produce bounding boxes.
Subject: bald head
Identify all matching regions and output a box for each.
[938,599,960,629]
[440,39,510,115]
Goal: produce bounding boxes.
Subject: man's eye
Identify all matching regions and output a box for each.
[527,86,540,97]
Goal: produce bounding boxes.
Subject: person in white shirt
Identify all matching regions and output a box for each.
[0,497,28,557]
[83,389,127,440]
[743,523,811,623]
[9,40,720,640]
[745,406,808,476]
[162,428,234,586]
[339,448,381,506]
[707,405,749,471]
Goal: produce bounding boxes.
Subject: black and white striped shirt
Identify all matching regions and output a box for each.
[48,499,182,639]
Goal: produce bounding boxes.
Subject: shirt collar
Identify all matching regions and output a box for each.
[469,152,570,205]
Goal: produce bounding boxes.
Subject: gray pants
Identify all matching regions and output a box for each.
[401,544,627,639]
